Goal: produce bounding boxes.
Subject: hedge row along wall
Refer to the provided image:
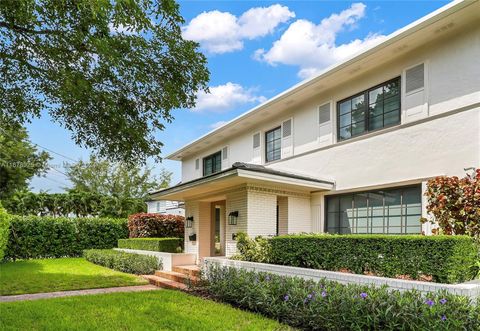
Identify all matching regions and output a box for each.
[83,249,159,275]
[4,216,128,260]
[118,238,183,253]
[268,234,477,284]
[128,213,184,238]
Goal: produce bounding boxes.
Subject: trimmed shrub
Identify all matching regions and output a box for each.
[128,213,184,238]
[5,216,128,260]
[118,238,182,253]
[0,206,11,261]
[201,264,479,331]
[236,233,477,284]
[233,232,271,263]
[83,249,159,274]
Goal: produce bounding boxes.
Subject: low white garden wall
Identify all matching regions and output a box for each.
[204,257,480,300]
[114,248,196,271]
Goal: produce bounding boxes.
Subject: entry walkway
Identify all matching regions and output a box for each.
[0,285,159,302]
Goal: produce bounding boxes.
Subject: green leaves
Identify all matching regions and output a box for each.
[118,237,182,253]
[1,0,209,163]
[83,249,160,274]
[202,265,480,330]
[235,234,478,284]
[4,215,128,260]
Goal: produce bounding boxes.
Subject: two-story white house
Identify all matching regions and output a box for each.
[150,0,480,261]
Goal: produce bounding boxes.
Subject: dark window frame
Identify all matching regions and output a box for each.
[337,77,401,141]
[324,185,422,235]
[265,126,282,163]
[202,151,222,176]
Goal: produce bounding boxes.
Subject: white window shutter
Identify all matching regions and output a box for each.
[281,118,293,158]
[403,62,428,123]
[252,132,261,164]
[405,63,424,94]
[318,102,332,145]
[222,146,229,169]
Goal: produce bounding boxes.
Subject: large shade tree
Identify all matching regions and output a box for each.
[0,124,50,200]
[0,0,209,163]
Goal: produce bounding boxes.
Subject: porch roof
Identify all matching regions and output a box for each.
[149,162,334,201]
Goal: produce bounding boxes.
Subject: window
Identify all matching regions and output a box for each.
[203,151,221,176]
[338,77,401,141]
[325,185,422,234]
[265,126,281,162]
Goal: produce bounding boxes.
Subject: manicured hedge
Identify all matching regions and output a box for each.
[0,206,11,261]
[83,249,159,274]
[268,234,477,284]
[201,264,480,331]
[128,213,184,238]
[4,216,128,260]
[118,238,182,253]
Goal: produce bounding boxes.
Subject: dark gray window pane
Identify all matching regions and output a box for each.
[384,110,400,126]
[369,86,383,104]
[369,114,383,130]
[339,100,351,115]
[352,95,365,110]
[351,121,365,136]
[340,113,351,127]
[406,226,421,234]
[327,197,339,212]
[384,97,400,112]
[369,102,383,117]
[384,80,399,97]
[339,126,351,140]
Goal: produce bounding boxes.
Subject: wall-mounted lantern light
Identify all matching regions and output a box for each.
[228,211,239,225]
[186,216,194,228]
[189,233,197,241]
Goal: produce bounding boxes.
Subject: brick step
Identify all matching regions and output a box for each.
[142,275,187,290]
[154,270,198,285]
[172,265,200,278]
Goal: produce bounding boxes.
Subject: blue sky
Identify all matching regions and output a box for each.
[28,0,449,192]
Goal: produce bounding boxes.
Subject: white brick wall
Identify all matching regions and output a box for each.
[184,201,199,256]
[247,190,277,237]
[225,188,248,257]
[287,196,312,233]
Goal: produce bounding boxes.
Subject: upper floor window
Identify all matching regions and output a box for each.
[203,151,221,176]
[337,77,401,141]
[265,126,281,163]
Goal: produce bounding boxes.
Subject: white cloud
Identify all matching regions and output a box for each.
[182,4,295,54]
[210,121,228,129]
[255,3,386,79]
[194,82,266,112]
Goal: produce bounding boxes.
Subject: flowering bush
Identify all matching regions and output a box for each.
[201,264,480,330]
[128,213,184,238]
[425,169,480,237]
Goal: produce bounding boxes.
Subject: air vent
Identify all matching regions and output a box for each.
[319,103,330,124]
[195,158,199,170]
[222,146,228,160]
[282,119,292,137]
[253,133,260,148]
[406,63,424,93]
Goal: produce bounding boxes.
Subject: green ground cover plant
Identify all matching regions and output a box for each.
[0,290,290,331]
[201,264,479,331]
[0,258,146,296]
[118,238,183,253]
[83,249,159,275]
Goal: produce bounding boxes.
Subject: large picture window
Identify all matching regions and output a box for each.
[265,126,281,163]
[325,186,422,234]
[203,151,222,176]
[338,77,401,141]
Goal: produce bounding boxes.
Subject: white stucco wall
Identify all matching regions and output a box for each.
[180,25,479,185]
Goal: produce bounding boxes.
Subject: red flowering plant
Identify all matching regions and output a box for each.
[424,169,480,238]
[127,213,184,238]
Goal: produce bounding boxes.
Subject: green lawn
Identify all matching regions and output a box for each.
[0,290,290,331]
[0,258,147,295]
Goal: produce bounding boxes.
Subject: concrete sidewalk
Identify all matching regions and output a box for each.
[0,285,160,303]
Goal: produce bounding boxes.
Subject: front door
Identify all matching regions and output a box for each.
[210,201,226,256]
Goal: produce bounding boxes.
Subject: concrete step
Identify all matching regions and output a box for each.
[154,270,198,285]
[142,275,187,290]
[172,265,200,278]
